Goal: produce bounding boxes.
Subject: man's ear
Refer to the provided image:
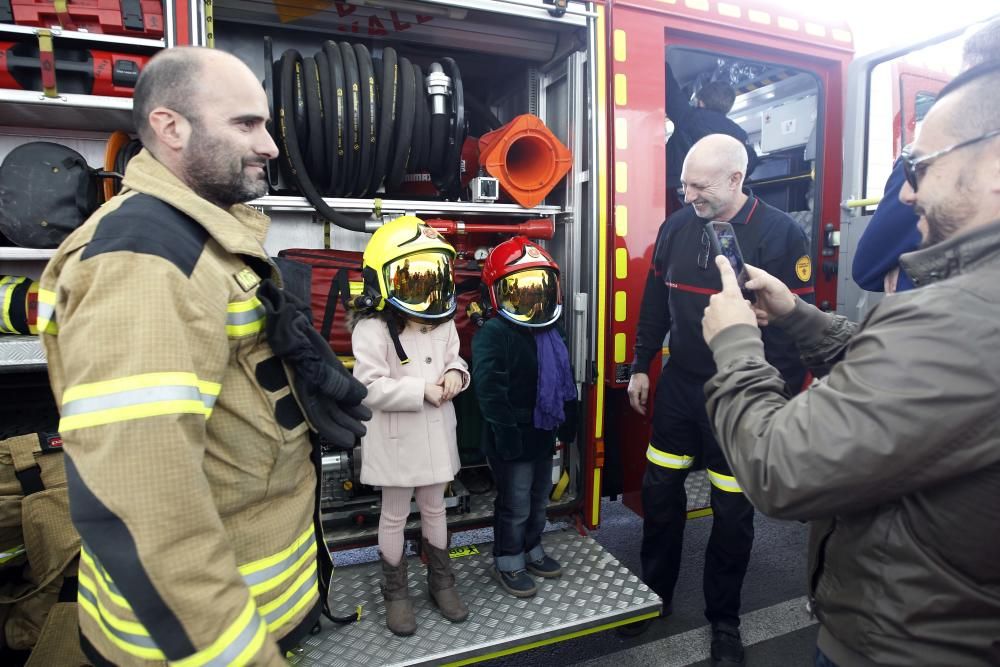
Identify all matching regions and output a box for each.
[730,171,744,189]
[147,107,190,152]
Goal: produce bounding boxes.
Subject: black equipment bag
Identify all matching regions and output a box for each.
[0,142,99,249]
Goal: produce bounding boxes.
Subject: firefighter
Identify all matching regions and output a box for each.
[37,46,368,666]
[623,134,812,666]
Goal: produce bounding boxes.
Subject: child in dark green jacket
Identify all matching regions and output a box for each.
[472,237,577,598]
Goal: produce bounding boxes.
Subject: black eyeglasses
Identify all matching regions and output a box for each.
[900,128,1000,192]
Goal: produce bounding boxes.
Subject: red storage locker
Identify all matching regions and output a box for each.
[10,1,164,40]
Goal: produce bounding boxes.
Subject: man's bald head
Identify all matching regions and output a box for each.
[132,47,251,148]
[680,134,751,221]
[684,134,749,184]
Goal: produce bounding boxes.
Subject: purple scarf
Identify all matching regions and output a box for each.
[533,328,577,430]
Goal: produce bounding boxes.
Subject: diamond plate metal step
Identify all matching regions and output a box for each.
[290,530,661,666]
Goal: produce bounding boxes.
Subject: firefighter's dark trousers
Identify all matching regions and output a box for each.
[640,363,755,627]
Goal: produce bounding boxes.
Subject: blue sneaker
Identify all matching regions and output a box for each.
[526,555,562,578]
[491,566,537,597]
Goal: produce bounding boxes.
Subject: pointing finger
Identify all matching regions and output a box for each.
[715,255,741,294]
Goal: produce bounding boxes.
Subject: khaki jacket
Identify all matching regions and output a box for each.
[352,317,468,488]
[704,220,1000,666]
[39,151,321,666]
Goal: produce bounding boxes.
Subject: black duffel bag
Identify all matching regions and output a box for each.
[0,142,100,249]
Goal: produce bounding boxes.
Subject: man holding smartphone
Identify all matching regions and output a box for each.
[701,63,1000,667]
[623,134,812,667]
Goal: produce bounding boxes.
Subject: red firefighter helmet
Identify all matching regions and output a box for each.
[481,236,562,328]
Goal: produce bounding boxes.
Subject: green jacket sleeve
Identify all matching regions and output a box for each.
[704,287,1000,521]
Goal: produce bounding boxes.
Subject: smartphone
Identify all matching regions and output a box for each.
[706,221,751,291]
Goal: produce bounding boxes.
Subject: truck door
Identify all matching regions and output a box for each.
[602,2,851,519]
[839,27,977,321]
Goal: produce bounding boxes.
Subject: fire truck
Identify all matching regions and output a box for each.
[0,1,989,664]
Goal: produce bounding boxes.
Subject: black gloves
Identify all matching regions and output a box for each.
[257,279,371,450]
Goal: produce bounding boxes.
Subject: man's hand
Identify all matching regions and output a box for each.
[703,255,757,345]
[743,263,796,326]
[627,372,650,416]
[424,382,444,407]
[439,369,464,401]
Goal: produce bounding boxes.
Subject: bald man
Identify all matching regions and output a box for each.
[39,47,353,665]
[620,134,812,665]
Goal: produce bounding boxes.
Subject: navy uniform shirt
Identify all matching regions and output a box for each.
[631,190,813,391]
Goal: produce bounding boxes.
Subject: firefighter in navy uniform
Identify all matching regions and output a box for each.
[623,134,812,667]
[37,47,369,666]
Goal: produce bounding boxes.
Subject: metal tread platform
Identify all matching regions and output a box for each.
[290,529,661,666]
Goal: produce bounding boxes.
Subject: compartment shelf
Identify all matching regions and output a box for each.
[250,195,563,219]
[0,22,164,48]
[0,89,133,131]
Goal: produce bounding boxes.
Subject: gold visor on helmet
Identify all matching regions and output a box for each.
[496,267,561,327]
[384,251,456,318]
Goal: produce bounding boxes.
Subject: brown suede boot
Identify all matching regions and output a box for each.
[381,555,416,636]
[423,538,469,623]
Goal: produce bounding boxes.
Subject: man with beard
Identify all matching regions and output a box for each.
[852,17,1000,294]
[37,47,369,666]
[701,62,1000,666]
[620,133,812,667]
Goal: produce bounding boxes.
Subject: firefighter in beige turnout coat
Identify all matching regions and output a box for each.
[39,48,329,666]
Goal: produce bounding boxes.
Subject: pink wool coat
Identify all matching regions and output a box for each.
[352,316,470,488]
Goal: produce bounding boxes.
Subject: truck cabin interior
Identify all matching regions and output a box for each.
[666,47,820,244]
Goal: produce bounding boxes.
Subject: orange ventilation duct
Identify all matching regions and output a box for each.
[477,114,572,209]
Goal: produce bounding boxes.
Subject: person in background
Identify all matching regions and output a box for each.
[702,62,1000,667]
[666,63,759,191]
[852,16,1000,294]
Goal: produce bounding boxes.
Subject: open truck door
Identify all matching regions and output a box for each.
[838,20,995,321]
[599,0,852,521]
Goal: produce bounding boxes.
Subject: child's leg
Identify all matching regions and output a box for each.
[488,456,534,571]
[379,486,415,565]
[524,457,553,563]
[414,482,449,549]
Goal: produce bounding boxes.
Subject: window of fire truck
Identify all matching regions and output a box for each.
[666,47,822,246]
[862,36,965,211]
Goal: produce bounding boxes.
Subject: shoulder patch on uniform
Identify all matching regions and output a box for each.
[234,267,261,292]
[795,255,812,282]
[81,194,209,277]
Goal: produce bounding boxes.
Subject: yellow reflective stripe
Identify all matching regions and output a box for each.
[35,288,58,335]
[170,597,263,667]
[707,469,743,493]
[60,372,218,431]
[239,526,313,577]
[258,561,318,632]
[63,372,201,402]
[77,591,165,660]
[0,276,26,333]
[0,544,26,564]
[226,298,265,337]
[78,572,150,637]
[60,400,207,432]
[240,530,316,597]
[646,444,694,469]
[81,546,133,611]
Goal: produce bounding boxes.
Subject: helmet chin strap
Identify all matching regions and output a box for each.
[387,323,410,365]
